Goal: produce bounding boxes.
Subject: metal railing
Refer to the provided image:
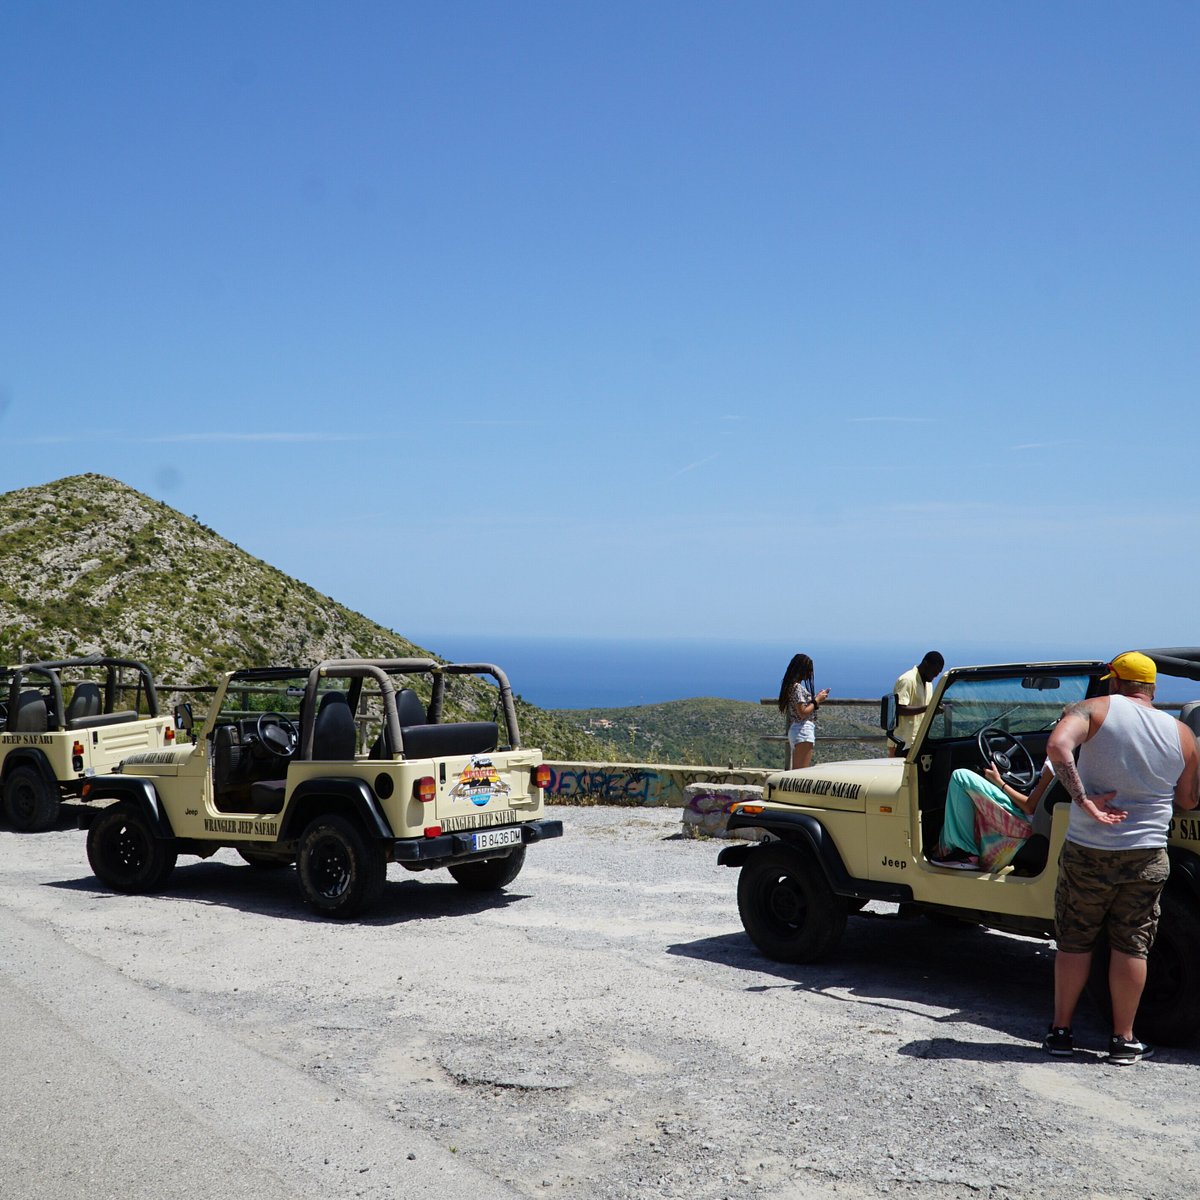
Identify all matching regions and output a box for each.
[758,695,1189,768]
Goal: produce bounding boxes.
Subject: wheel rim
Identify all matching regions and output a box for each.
[109,820,151,873]
[762,871,808,930]
[9,779,36,824]
[309,836,352,900]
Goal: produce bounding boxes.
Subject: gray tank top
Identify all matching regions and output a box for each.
[1069,694,1184,850]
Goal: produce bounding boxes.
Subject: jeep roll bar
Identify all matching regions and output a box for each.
[296,659,522,761]
[5,656,160,728]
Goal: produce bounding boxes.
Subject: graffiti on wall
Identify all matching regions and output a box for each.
[543,763,770,808]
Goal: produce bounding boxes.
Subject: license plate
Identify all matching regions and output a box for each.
[472,827,522,852]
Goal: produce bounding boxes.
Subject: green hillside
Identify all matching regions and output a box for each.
[0,474,607,761]
[553,696,886,767]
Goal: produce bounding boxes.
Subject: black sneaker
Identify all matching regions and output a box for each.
[1107,1035,1154,1065]
[1042,1026,1074,1057]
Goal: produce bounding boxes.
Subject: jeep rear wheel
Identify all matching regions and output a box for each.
[86,803,177,893]
[1085,891,1200,1045]
[448,846,526,891]
[297,814,386,918]
[737,843,847,963]
[4,764,60,832]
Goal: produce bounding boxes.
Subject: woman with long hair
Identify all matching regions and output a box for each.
[777,653,830,769]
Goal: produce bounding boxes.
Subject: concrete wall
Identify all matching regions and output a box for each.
[543,761,772,808]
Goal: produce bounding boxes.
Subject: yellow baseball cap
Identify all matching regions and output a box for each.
[1102,651,1157,684]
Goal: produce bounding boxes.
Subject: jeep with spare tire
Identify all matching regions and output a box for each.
[0,656,173,831]
[718,648,1200,1045]
[80,657,561,917]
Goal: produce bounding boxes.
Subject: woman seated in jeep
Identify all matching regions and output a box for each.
[929,760,1056,871]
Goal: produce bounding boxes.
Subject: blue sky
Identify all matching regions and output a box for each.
[2,2,1198,657]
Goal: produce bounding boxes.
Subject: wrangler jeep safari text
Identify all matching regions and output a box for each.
[719,648,1200,1044]
[0,656,173,831]
[81,658,561,917]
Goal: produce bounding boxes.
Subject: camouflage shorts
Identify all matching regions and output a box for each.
[1054,841,1170,958]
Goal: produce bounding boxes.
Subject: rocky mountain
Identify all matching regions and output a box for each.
[0,474,609,761]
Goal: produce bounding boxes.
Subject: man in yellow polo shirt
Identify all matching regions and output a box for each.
[890,651,945,757]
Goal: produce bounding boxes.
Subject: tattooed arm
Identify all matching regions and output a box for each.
[1046,699,1126,825]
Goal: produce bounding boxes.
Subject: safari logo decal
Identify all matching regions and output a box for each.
[449,756,512,807]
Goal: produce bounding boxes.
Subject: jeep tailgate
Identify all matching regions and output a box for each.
[434,749,544,831]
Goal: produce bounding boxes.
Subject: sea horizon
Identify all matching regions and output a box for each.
[411,634,1200,711]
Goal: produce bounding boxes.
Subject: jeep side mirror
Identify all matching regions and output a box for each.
[174,702,193,735]
[879,693,897,733]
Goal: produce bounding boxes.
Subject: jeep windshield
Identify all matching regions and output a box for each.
[925,670,1097,741]
[215,668,331,721]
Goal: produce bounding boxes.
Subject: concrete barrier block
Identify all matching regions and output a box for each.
[682,782,767,840]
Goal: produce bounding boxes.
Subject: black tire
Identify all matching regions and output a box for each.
[86,803,177,893]
[236,848,293,870]
[448,846,526,891]
[736,842,847,963]
[297,814,386,917]
[3,764,60,832]
[1086,891,1200,1045]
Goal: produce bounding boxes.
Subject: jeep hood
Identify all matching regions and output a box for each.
[118,744,196,774]
[763,757,904,812]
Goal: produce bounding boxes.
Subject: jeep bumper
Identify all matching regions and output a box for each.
[391,817,563,864]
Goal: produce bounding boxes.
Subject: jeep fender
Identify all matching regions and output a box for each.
[278,777,394,842]
[720,808,912,904]
[82,777,174,837]
[1,748,59,795]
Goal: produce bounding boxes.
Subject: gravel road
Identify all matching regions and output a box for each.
[2,804,1197,1200]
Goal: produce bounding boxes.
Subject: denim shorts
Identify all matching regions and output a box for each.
[787,721,815,747]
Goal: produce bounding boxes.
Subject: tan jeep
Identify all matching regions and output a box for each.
[1,656,173,831]
[81,657,560,917]
[718,650,1200,1044]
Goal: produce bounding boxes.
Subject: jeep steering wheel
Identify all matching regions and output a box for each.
[977,726,1037,791]
[256,711,299,759]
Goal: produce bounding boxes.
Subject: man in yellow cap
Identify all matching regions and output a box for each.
[1042,651,1198,1063]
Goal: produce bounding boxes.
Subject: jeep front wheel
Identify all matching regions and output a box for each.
[448,846,526,891]
[737,843,847,963]
[297,814,386,918]
[4,764,60,832]
[86,803,178,893]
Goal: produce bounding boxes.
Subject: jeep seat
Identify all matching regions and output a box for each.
[249,779,288,813]
[65,682,103,724]
[396,688,426,727]
[1008,833,1050,876]
[12,691,48,733]
[1178,701,1200,744]
[400,721,499,759]
[312,692,357,760]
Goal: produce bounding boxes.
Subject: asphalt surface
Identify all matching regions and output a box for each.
[2,805,1198,1200]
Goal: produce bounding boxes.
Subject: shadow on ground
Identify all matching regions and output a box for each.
[669,907,1200,1059]
[46,858,530,926]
